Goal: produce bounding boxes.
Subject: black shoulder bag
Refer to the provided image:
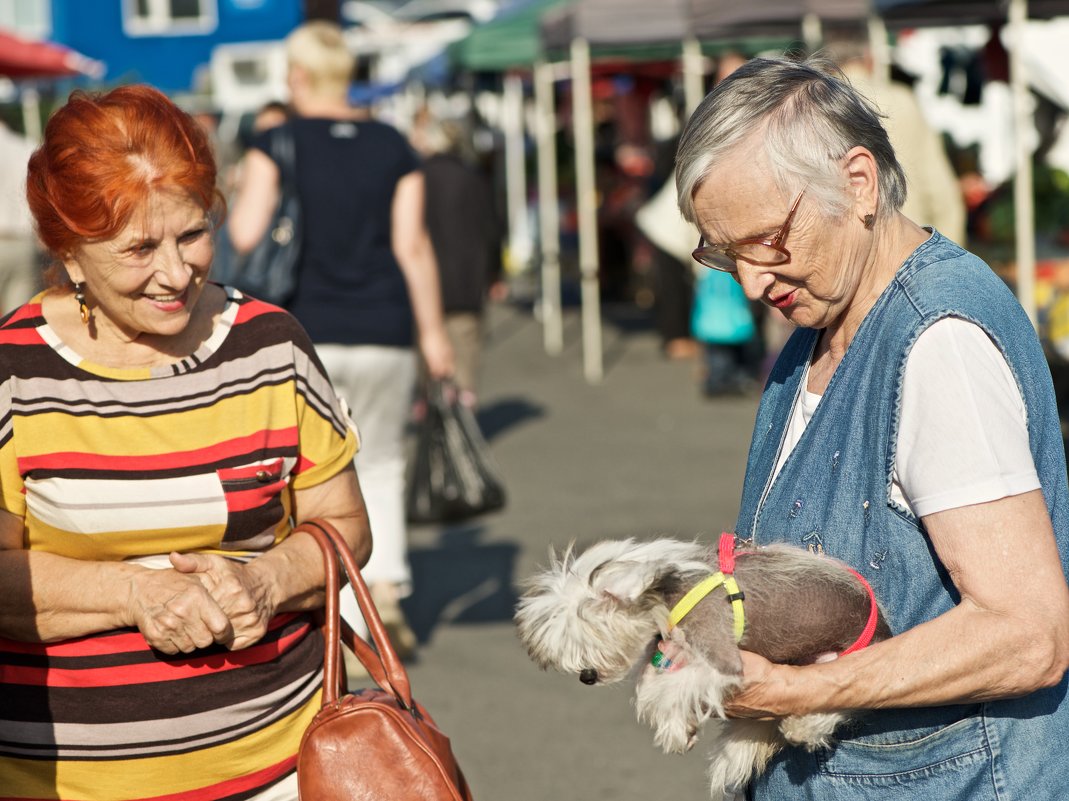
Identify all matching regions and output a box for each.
[215,123,303,307]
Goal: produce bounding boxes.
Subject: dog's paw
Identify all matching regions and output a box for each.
[778,712,846,749]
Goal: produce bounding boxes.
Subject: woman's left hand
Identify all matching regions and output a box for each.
[723,651,791,720]
[169,551,275,651]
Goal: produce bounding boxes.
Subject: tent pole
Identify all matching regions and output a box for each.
[1009,0,1037,326]
[535,59,563,355]
[21,87,42,143]
[571,37,604,383]
[802,13,823,53]
[867,14,890,87]
[682,36,705,116]
[503,72,533,275]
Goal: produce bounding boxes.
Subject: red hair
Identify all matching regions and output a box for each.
[26,84,223,284]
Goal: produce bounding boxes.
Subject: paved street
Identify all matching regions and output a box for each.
[363,299,761,801]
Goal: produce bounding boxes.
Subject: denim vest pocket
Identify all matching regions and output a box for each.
[813,706,996,795]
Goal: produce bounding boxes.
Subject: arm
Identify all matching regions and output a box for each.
[727,489,1069,717]
[171,464,372,650]
[391,170,455,379]
[226,148,280,254]
[0,509,231,653]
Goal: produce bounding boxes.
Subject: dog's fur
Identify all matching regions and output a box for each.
[514,537,892,800]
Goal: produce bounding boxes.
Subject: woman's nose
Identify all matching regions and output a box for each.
[734,263,774,302]
[157,242,195,287]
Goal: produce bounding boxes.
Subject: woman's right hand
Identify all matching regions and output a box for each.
[124,567,233,655]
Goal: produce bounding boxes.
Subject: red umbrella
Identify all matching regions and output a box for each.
[0,29,104,79]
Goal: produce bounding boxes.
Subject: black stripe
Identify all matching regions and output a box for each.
[1,617,322,724]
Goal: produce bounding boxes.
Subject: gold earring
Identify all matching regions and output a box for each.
[863,213,875,230]
[74,283,89,325]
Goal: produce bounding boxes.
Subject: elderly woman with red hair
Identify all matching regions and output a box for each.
[0,84,370,800]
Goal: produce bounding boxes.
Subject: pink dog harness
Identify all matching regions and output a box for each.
[660,533,880,660]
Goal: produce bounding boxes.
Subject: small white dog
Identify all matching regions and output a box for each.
[514,535,890,800]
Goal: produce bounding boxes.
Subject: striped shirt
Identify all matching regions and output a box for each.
[0,287,358,800]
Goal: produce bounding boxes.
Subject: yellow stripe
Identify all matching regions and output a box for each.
[723,575,746,641]
[17,384,300,458]
[668,573,726,629]
[24,516,230,560]
[667,572,746,641]
[1,690,322,800]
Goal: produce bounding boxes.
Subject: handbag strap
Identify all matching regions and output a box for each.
[271,123,298,193]
[295,519,415,710]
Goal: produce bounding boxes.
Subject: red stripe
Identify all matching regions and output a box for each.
[1,623,310,687]
[0,613,301,657]
[3,302,42,325]
[0,327,46,346]
[17,428,299,474]
[0,756,296,801]
[293,454,317,475]
[234,299,284,324]
[839,567,880,656]
[224,483,286,512]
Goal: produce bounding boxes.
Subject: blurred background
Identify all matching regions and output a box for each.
[3,2,1069,797]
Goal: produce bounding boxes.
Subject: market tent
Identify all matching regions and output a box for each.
[875,0,1069,25]
[876,0,1069,324]
[541,0,866,381]
[541,0,692,49]
[0,29,103,79]
[0,29,104,142]
[447,0,570,71]
[689,0,871,41]
[444,0,573,359]
[538,0,702,381]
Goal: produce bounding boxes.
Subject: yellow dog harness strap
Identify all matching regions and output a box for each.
[667,570,746,641]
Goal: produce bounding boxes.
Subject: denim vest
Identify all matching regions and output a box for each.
[737,232,1069,800]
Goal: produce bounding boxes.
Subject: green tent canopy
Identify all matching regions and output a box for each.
[447,0,571,72]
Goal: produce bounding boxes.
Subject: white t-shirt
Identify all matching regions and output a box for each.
[774,318,1040,518]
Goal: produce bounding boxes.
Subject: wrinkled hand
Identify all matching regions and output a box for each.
[170,552,276,651]
[125,567,232,655]
[722,651,784,721]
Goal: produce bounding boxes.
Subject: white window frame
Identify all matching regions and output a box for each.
[122,0,218,37]
[0,0,52,39]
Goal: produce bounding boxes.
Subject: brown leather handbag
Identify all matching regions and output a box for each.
[295,519,474,801]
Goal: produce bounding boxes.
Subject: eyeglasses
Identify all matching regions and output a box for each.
[692,190,806,273]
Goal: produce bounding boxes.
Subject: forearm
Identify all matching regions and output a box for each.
[397,238,447,340]
[739,599,1068,717]
[0,550,139,642]
[245,512,371,615]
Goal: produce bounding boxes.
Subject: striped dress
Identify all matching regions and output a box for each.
[0,287,358,800]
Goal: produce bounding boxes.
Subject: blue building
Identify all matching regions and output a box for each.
[4,0,307,94]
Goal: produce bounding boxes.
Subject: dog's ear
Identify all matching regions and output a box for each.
[591,560,660,605]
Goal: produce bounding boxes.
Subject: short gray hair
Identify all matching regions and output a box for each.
[675,55,906,225]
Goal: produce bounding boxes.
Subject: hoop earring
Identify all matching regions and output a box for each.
[74,283,89,325]
[863,213,875,230]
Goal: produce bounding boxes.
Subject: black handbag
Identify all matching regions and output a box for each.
[215,123,302,306]
[406,381,506,524]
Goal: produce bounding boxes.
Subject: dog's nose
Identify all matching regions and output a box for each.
[579,669,598,685]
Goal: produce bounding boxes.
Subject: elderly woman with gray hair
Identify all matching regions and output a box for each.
[675,55,1069,800]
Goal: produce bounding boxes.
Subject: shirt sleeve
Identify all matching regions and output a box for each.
[0,379,25,518]
[284,325,359,491]
[894,317,1040,518]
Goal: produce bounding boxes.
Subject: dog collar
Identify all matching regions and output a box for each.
[838,566,879,656]
[666,533,745,642]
